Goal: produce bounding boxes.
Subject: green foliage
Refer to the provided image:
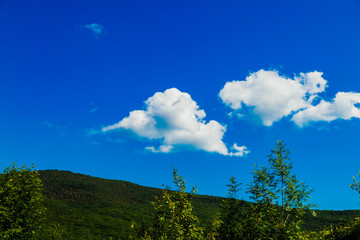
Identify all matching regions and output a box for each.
[302,209,360,232]
[38,169,227,239]
[322,217,360,239]
[329,170,360,239]
[36,169,360,239]
[0,163,45,239]
[246,165,279,239]
[38,222,70,240]
[246,140,316,239]
[350,170,360,195]
[140,168,204,240]
[39,170,161,239]
[212,176,246,240]
[4,143,360,239]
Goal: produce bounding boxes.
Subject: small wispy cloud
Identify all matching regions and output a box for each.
[229,144,250,157]
[85,128,102,136]
[145,145,174,153]
[83,23,104,39]
[43,120,54,128]
[89,107,99,113]
[43,121,68,135]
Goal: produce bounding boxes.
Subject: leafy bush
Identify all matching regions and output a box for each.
[137,169,204,240]
[0,163,45,239]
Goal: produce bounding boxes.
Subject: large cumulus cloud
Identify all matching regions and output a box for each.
[103,88,248,156]
[219,70,327,126]
[219,69,360,127]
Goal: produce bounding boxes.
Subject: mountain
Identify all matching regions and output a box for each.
[39,170,360,240]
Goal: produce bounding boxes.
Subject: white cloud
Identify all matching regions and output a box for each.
[229,144,250,157]
[219,70,327,126]
[103,88,247,156]
[220,69,360,127]
[145,145,174,153]
[102,110,158,138]
[89,107,99,113]
[292,92,360,127]
[84,23,104,38]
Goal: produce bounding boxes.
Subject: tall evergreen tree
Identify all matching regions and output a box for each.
[215,177,245,239]
[247,141,315,239]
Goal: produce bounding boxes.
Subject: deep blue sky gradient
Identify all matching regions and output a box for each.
[2,0,360,209]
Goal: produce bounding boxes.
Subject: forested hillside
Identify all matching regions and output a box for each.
[39,170,224,239]
[38,170,360,239]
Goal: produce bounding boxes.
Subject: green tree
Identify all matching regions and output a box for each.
[350,170,360,195]
[0,163,45,239]
[142,168,203,240]
[247,140,315,240]
[246,165,278,239]
[334,171,360,239]
[214,176,245,240]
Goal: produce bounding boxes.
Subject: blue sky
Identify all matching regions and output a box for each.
[2,0,360,210]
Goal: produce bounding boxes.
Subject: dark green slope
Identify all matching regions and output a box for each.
[39,170,360,239]
[39,170,223,239]
[40,170,164,239]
